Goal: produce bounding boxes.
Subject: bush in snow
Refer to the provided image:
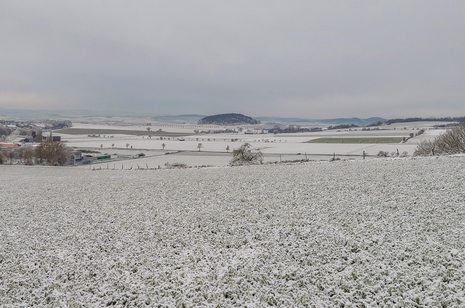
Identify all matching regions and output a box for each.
[377,151,389,157]
[414,124,465,156]
[230,143,263,166]
[0,125,12,137]
[164,162,188,169]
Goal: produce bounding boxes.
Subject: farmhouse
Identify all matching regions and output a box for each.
[72,151,83,161]
[43,135,61,142]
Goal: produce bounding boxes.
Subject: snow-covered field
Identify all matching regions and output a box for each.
[1,156,465,306]
[56,122,441,167]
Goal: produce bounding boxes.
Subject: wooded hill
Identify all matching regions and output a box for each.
[198,113,261,125]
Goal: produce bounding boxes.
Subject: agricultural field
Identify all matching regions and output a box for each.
[51,121,446,167]
[1,156,465,306]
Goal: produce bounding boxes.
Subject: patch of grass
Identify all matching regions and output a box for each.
[306,137,405,144]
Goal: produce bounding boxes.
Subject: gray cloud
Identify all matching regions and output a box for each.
[1,0,464,118]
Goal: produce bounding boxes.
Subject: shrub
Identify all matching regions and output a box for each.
[377,151,389,157]
[0,125,12,137]
[230,143,263,166]
[164,162,188,169]
[19,128,30,136]
[414,124,465,156]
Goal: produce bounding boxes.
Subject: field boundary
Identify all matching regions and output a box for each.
[306,137,405,144]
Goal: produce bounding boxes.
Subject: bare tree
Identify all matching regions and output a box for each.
[1,150,13,164]
[162,143,166,150]
[197,143,203,152]
[16,145,35,165]
[35,139,71,165]
[226,145,230,153]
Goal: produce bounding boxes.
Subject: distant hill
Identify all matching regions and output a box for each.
[151,114,206,124]
[198,113,261,125]
[255,116,386,126]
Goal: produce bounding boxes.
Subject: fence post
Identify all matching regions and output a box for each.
[363,151,366,159]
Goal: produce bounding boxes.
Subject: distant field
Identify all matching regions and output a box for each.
[307,137,405,143]
[55,128,193,137]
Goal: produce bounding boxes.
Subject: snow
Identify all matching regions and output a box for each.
[1,156,465,306]
[56,122,433,168]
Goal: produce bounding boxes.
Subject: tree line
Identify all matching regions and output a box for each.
[382,117,465,125]
[0,139,70,165]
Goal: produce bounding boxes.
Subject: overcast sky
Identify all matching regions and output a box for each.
[1,1,464,119]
